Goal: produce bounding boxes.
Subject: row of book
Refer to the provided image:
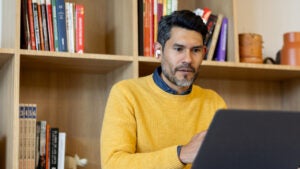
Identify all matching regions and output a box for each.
[138,0,179,57]
[19,104,66,169]
[196,8,228,61]
[138,0,228,61]
[21,0,84,53]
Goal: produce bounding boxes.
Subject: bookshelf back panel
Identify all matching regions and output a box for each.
[283,80,300,111]
[106,0,134,56]
[68,0,107,54]
[19,70,109,169]
[69,0,134,55]
[197,79,282,110]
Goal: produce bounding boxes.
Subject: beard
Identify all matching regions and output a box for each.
[162,62,199,87]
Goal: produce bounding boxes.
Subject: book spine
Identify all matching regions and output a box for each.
[28,0,37,50]
[153,0,157,43]
[215,17,228,61]
[56,0,68,52]
[138,0,144,56]
[70,2,75,53]
[40,0,49,50]
[50,128,59,169]
[75,4,84,53]
[166,0,172,14]
[45,124,51,169]
[35,122,41,169]
[163,0,167,16]
[157,0,163,23]
[28,104,36,169]
[204,14,217,47]
[65,2,75,53]
[39,121,47,169]
[19,104,26,169]
[143,0,154,57]
[206,14,223,61]
[171,0,177,13]
[32,0,41,50]
[37,0,45,50]
[25,105,30,169]
[57,132,66,169]
[21,0,31,49]
[51,0,59,51]
[46,0,55,51]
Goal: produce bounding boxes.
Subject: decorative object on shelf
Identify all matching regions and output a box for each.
[65,154,88,169]
[280,32,300,66]
[238,33,263,64]
[263,57,278,64]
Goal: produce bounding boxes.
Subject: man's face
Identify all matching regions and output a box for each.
[160,27,205,88]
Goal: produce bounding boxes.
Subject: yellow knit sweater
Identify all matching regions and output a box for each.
[100,75,227,169]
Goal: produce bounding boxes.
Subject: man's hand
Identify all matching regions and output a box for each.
[179,131,207,164]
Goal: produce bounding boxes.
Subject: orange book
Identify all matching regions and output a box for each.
[27,0,37,50]
[143,0,154,57]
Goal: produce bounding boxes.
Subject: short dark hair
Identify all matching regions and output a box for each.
[157,10,208,50]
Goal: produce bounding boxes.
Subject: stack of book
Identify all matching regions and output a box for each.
[19,104,66,169]
[20,0,84,53]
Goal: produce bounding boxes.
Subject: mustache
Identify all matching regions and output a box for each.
[175,64,195,72]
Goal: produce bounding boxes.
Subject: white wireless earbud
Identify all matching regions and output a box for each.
[155,50,161,58]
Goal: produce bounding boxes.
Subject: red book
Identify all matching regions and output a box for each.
[28,0,37,50]
[75,4,84,53]
[46,0,55,51]
[143,0,154,57]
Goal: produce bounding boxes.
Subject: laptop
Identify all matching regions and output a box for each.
[191,109,300,169]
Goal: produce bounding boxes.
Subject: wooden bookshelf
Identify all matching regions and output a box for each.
[1,0,300,169]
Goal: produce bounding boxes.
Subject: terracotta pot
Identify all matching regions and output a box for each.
[240,57,263,64]
[239,33,263,64]
[281,32,300,66]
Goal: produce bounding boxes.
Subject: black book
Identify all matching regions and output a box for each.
[50,128,59,169]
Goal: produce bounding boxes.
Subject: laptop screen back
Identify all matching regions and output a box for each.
[191,109,300,169]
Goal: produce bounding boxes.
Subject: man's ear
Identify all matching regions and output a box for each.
[154,42,162,59]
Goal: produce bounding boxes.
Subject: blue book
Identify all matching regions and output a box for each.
[51,0,59,51]
[56,0,68,52]
[214,17,228,61]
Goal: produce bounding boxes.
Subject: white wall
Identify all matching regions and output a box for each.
[236,0,300,59]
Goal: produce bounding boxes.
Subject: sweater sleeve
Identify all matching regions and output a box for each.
[100,83,185,169]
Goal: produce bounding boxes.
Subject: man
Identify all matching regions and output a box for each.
[101,10,227,169]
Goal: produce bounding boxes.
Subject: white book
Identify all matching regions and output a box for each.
[29,104,37,169]
[58,132,66,169]
[65,2,75,53]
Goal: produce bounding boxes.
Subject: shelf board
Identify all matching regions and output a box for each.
[138,57,300,81]
[20,50,134,74]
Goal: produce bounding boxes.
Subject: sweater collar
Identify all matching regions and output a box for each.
[152,66,192,95]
